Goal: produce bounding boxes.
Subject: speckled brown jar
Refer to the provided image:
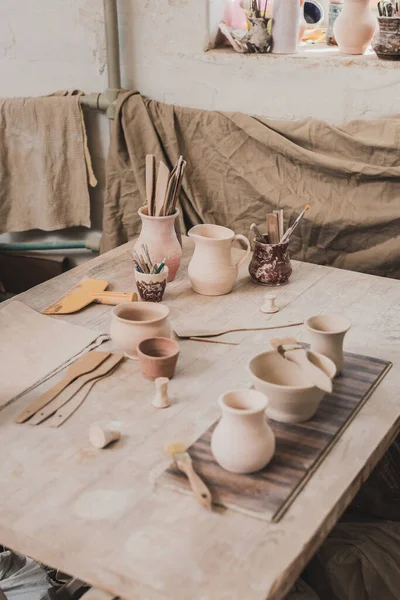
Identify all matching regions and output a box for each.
[372,17,400,60]
[249,240,292,286]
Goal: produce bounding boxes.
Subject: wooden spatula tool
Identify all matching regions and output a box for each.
[154,161,170,216]
[146,154,156,216]
[42,279,137,314]
[15,351,111,423]
[174,322,303,339]
[270,337,333,393]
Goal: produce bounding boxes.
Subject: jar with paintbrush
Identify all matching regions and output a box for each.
[133,245,168,303]
[248,206,310,285]
[134,155,186,282]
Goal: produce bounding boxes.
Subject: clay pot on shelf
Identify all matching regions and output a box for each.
[134,266,168,303]
[134,207,182,282]
[188,224,251,296]
[211,390,275,474]
[372,17,400,60]
[333,0,376,54]
[248,349,336,423]
[272,0,301,53]
[248,238,292,286]
[305,314,351,374]
[110,302,171,360]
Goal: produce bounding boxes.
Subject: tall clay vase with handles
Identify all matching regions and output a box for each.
[188,224,251,296]
[334,0,376,54]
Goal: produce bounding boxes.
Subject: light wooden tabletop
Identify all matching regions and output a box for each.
[0,238,399,600]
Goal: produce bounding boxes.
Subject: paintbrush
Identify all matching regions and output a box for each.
[250,223,265,242]
[280,205,310,244]
[166,442,212,510]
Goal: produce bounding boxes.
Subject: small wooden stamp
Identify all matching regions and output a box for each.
[152,377,170,409]
[261,293,279,314]
[89,423,120,449]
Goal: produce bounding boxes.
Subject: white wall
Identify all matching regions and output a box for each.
[0,0,399,240]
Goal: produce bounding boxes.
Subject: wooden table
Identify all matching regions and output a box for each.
[1,238,399,600]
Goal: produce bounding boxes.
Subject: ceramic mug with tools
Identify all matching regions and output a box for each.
[187,224,251,296]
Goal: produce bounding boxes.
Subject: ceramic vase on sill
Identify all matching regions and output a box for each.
[134,207,182,282]
[333,0,376,54]
[272,0,300,53]
[372,17,400,60]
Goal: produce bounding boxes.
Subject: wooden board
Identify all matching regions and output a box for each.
[0,237,399,600]
[158,350,392,521]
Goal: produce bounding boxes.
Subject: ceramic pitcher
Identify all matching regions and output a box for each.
[211,390,275,474]
[187,224,251,296]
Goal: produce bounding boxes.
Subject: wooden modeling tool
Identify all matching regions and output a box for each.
[29,354,124,425]
[280,205,310,244]
[152,377,170,409]
[250,223,265,242]
[270,337,333,393]
[174,322,304,339]
[42,279,137,315]
[146,154,156,216]
[267,213,280,244]
[154,161,170,216]
[89,423,121,448]
[189,337,240,346]
[15,351,111,424]
[166,442,212,510]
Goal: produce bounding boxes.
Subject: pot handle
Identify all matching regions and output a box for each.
[233,234,251,271]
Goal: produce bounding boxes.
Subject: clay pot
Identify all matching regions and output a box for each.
[188,224,251,296]
[134,207,182,282]
[305,314,351,374]
[110,302,171,360]
[333,0,376,54]
[211,390,275,474]
[137,337,180,381]
[272,0,301,53]
[248,349,336,423]
[134,266,168,303]
[248,238,292,286]
[372,17,400,60]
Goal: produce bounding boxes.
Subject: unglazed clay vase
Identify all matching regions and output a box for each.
[272,0,300,53]
[372,17,400,60]
[305,314,351,374]
[134,207,182,282]
[137,337,180,381]
[248,349,336,423]
[211,390,275,474]
[134,266,168,302]
[188,224,251,296]
[333,0,376,54]
[110,302,172,359]
[249,238,292,286]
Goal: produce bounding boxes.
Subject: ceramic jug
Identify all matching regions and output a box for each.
[334,0,376,54]
[134,207,182,282]
[211,390,275,474]
[187,224,251,296]
[305,314,351,374]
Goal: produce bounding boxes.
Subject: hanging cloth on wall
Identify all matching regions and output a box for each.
[102,91,400,279]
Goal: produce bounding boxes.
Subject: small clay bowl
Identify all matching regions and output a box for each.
[137,337,180,381]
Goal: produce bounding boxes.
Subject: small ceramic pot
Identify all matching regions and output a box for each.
[134,207,182,282]
[305,314,351,375]
[248,349,336,423]
[137,337,180,381]
[134,266,168,303]
[372,17,400,60]
[110,302,171,360]
[211,390,275,474]
[248,238,292,286]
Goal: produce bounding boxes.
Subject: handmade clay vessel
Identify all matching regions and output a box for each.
[134,207,182,282]
[305,314,351,374]
[110,302,171,360]
[188,224,251,296]
[248,349,336,423]
[333,0,376,54]
[372,17,400,60]
[211,390,275,474]
[272,0,300,53]
[137,337,179,381]
[152,377,171,408]
[134,266,168,303]
[249,238,292,286]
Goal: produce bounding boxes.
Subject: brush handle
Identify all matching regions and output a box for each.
[176,459,212,510]
[285,349,333,393]
[92,292,137,305]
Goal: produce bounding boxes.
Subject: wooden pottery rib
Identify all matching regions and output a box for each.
[15,351,111,424]
[42,279,136,314]
[29,354,124,425]
[146,154,156,216]
[174,322,304,339]
[154,161,170,217]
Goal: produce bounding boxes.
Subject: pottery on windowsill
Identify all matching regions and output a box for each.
[134,266,168,303]
[333,0,376,55]
[372,17,400,60]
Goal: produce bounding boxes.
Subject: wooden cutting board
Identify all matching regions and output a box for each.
[157,350,392,522]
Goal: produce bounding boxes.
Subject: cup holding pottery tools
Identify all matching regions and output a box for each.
[248,349,336,423]
[110,302,172,359]
[133,245,169,302]
[137,337,180,380]
[305,314,351,374]
[188,224,251,296]
[249,238,292,286]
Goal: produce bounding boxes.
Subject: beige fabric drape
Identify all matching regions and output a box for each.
[0,92,96,233]
[102,92,400,279]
